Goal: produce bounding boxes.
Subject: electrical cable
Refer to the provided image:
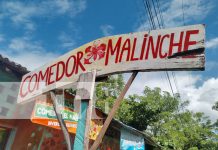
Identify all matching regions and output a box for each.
[182,0,185,25]
[141,0,180,99]
[151,0,162,29]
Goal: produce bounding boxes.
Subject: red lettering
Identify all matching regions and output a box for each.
[130,38,139,61]
[37,67,50,89]
[75,51,85,74]
[159,34,170,59]
[47,64,56,85]
[184,30,199,51]
[140,34,148,60]
[20,75,31,98]
[56,61,65,81]
[169,31,184,56]
[105,37,122,65]
[28,73,37,93]
[145,35,161,59]
[119,38,131,62]
[66,55,76,77]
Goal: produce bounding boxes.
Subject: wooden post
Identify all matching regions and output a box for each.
[84,71,96,150]
[90,72,138,150]
[73,71,96,150]
[50,91,73,150]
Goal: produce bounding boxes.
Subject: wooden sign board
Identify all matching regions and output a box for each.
[18,24,205,103]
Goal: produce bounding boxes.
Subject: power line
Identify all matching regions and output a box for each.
[141,0,179,98]
[151,0,161,29]
[172,71,180,96]
[156,0,165,28]
[140,0,152,31]
[152,0,178,96]
[135,1,144,31]
[143,0,155,29]
[182,0,185,25]
[154,0,180,97]
[146,0,156,29]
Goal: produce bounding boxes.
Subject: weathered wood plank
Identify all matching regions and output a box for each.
[73,71,96,150]
[18,24,205,103]
[50,91,72,150]
[90,72,138,150]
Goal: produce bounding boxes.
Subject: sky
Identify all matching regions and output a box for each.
[0,0,218,121]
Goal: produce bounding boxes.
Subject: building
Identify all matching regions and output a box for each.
[0,55,158,149]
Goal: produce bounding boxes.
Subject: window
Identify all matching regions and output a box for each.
[0,127,11,150]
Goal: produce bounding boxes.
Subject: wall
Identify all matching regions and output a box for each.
[11,120,70,150]
[11,120,120,150]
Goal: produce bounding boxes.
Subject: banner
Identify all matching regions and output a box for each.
[31,101,103,140]
[18,24,205,103]
[120,128,145,150]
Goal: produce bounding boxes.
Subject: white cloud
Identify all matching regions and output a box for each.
[0,1,86,69]
[138,0,213,31]
[4,52,59,71]
[162,0,212,27]
[1,37,59,71]
[185,77,218,121]
[53,0,86,16]
[59,32,76,49]
[0,0,87,30]
[125,72,218,122]
[40,0,86,17]
[8,37,44,53]
[206,37,218,49]
[100,25,114,36]
[1,1,38,30]
[134,0,216,121]
[54,0,71,14]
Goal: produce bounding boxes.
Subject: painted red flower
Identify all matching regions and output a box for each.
[84,41,106,64]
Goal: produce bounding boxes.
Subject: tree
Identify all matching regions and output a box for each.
[117,87,180,131]
[95,74,218,149]
[212,101,218,133]
[212,101,218,111]
[95,74,124,112]
[151,111,218,150]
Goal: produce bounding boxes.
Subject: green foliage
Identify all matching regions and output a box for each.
[95,74,124,112]
[212,101,218,111]
[117,87,180,131]
[151,111,218,150]
[95,74,218,150]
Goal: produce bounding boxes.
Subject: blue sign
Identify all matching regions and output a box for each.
[120,128,145,150]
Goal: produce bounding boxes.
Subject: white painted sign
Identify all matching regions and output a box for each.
[18,24,205,103]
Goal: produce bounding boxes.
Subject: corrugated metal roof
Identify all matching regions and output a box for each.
[0,54,29,75]
[113,118,158,147]
[94,107,159,147]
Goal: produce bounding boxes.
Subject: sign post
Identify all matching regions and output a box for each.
[50,90,73,149]
[73,71,96,150]
[90,71,138,150]
[18,24,205,104]
[17,24,205,150]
